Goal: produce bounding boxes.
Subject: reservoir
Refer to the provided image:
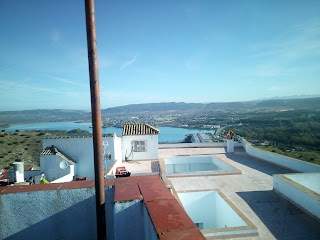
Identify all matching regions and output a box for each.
[2,121,215,143]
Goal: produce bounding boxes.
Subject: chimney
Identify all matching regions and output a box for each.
[13,162,24,182]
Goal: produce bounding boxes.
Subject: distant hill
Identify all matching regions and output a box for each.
[0,109,90,125]
[1,97,319,125]
[102,97,320,116]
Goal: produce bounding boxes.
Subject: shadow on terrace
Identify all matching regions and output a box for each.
[226,151,296,176]
[237,190,320,240]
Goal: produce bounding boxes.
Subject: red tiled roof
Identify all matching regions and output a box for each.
[159,227,205,240]
[41,145,76,165]
[0,170,9,181]
[114,182,142,202]
[122,123,160,136]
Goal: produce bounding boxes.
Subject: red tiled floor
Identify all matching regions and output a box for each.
[0,183,62,194]
[60,180,95,190]
[114,175,159,185]
[114,182,142,202]
[159,228,205,240]
[138,180,173,202]
[145,199,196,234]
[0,178,114,194]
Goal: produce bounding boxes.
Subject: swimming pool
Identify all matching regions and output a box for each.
[164,156,240,177]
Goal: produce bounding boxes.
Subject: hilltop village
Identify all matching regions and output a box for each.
[1,122,320,239]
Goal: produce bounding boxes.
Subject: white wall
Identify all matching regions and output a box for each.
[40,155,73,182]
[285,173,320,194]
[159,142,243,149]
[51,165,75,183]
[114,200,158,240]
[122,135,158,161]
[274,174,320,219]
[0,187,116,240]
[178,191,246,229]
[43,136,122,180]
[242,139,320,173]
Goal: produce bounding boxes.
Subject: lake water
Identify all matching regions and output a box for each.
[2,121,215,143]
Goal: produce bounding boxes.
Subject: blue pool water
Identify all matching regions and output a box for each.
[165,156,237,173]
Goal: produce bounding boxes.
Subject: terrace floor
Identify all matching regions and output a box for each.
[159,147,320,239]
[122,147,319,240]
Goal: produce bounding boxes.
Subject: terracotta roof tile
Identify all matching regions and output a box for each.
[145,199,196,234]
[138,180,174,202]
[122,123,160,136]
[159,227,205,240]
[0,178,114,194]
[41,145,76,165]
[114,182,142,202]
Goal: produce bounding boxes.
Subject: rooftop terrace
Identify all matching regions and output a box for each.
[0,175,204,240]
[1,146,319,239]
[114,146,320,239]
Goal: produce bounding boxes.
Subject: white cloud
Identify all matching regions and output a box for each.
[185,59,200,71]
[244,19,320,79]
[267,86,281,91]
[48,75,87,87]
[51,30,62,44]
[120,55,137,70]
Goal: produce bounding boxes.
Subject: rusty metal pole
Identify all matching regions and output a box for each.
[84,0,106,239]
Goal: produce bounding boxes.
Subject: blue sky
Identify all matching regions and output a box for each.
[1,0,320,111]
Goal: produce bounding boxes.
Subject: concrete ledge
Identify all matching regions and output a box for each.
[273,173,320,220]
[159,142,243,149]
[242,139,320,173]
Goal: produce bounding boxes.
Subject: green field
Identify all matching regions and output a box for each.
[0,129,92,170]
[0,131,42,169]
[256,146,320,166]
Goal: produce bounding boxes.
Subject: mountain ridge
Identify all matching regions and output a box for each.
[1,97,319,125]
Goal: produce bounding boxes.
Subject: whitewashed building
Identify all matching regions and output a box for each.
[41,134,122,181]
[38,123,160,182]
[40,146,76,182]
[122,123,160,161]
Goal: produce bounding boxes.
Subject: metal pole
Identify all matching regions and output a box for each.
[84,0,106,239]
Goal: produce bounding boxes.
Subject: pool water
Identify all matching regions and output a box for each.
[164,156,240,176]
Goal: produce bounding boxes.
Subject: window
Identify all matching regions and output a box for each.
[131,140,147,152]
[195,222,203,230]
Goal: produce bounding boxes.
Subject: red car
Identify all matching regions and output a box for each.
[115,167,131,178]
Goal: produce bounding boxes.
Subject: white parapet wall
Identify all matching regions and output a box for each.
[242,139,320,173]
[159,142,243,149]
[273,173,320,220]
[227,139,234,153]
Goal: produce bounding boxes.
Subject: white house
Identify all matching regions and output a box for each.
[121,123,160,161]
[41,134,122,180]
[40,146,76,182]
[37,123,160,182]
